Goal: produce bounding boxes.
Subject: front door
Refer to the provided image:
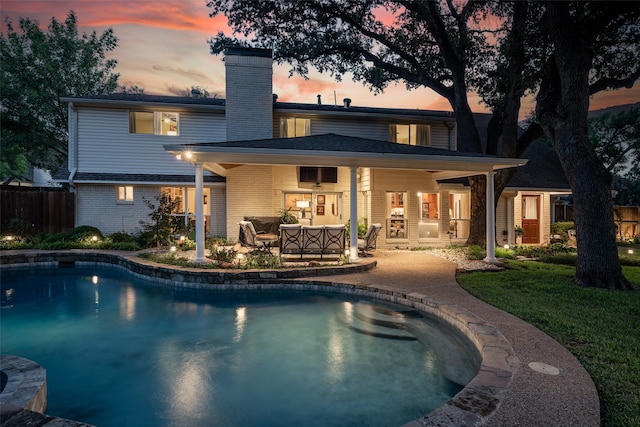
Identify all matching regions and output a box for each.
[522,195,540,244]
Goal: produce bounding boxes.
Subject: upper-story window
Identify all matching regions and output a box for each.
[389,124,430,146]
[129,111,179,136]
[116,185,134,203]
[280,118,310,137]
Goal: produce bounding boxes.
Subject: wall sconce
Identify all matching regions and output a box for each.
[296,200,310,218]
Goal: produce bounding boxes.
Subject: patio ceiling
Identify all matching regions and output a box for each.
[164,133,527,180]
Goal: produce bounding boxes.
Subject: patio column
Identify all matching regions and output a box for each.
[349,166,359,262]
[484,171,498,263]
[194,162,205,263]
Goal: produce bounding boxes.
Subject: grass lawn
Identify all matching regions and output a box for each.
[457,261,640,427]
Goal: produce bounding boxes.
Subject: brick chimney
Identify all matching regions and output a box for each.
[224,47,273,141]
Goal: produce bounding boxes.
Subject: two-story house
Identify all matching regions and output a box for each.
[59,47,567,261]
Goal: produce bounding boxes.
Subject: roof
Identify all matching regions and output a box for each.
[54,172,225,185]
[61,93,455,120]
[509,140,569,190]
[165,133,527,180]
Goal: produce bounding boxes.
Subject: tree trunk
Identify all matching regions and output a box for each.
[451,99,486,247]
[537,3,633,290]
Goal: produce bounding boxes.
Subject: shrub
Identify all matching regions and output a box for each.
[345,218,368,239]
[495,246,515,259]
[466,245,485,260]
[242,250,281,269]
[208,245,238,263]
[68,225,103,241]
[551,222,575,242]
[107,232,137,243]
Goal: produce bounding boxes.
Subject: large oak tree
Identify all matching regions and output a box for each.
[1,11,120,177]
[207,0,639,289]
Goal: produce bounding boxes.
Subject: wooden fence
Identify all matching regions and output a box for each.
[1,187,75,234]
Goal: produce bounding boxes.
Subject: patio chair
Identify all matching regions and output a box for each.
[279,224,302,258]
[302,226,324,258]
[323,224,346,258]
[357,223,382,256]
[239,220,278,251]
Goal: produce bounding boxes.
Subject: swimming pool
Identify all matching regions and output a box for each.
[0,266,479,426]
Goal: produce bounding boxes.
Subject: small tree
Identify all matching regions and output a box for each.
[139,193,181,253]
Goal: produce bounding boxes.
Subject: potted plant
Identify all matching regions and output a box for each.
[514,225,525,236]
[278,207,298,224]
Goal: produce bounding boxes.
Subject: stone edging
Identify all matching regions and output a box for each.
[0,355,47,413]
[0,251,519,426]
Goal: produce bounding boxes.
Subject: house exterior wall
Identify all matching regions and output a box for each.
[368,169,460,247]
[75,183,223,236]
[75,184,159,234]
[225,165,274,242]
[272,112,456,150]
[75,108,225,174]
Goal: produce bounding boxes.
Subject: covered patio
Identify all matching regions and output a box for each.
[164,133,527,263]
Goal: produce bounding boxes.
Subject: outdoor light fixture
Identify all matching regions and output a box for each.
[237,253,244,260]
[5,235,13,241]
[170,246,177,252]
[92,276,99,285]
[503,244,510,249]
[92,236,98,242]
[296,200,310,218]
[629,249,635,255]
[184,151,193,160]
[176,154,182,160]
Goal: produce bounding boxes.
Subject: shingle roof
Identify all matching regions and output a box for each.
[61,94,455,119]
[508,140,569,189]
[182,133,491,158]
[54,172,224,184]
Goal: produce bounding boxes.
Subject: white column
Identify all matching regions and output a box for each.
[349,166,359,262]
[194,162,205,262]
[484,171,498,263]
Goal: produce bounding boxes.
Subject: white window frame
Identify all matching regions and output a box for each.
[389,124,430,146]
[280,118,310,138]
[129,111,179,136]
[116,186,134,204]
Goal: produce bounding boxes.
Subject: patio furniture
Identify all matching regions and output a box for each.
[239,220,279,252]
[358,223,382,256]
[279,224,303,257]
[279,224,346,259]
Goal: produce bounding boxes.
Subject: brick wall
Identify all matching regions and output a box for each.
[225,50,273,141]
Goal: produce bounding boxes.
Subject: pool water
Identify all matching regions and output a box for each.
[0,267,478,427]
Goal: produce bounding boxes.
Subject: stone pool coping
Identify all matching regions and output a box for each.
[0,249,598,426]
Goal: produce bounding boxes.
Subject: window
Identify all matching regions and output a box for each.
[448,192,470,239]
[386,191,407,239]
[389,124,430,146]
[280,118,310,137]
[418,192,439,238]
[117,186,134,203]
[161,187,211,234]
[130,112,179,136]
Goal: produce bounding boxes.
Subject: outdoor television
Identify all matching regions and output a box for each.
[299,166,338,184]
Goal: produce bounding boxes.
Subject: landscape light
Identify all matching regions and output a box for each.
[503,244,510,249]
[92,236,98,242]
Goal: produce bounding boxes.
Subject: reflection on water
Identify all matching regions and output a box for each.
[0,267,479,427]
[119,286,136,321]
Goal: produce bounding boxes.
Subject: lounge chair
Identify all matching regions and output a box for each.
[357,223,382,256]
[239,220,278,251]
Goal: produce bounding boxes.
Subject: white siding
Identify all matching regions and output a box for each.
[76,108,225,174]
[273,113,456,149]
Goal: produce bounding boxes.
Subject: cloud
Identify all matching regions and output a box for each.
[151,65,215,84]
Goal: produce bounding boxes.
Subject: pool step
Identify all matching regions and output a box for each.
[337,303,418,341]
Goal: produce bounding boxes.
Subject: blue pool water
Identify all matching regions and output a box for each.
[0,267,478,427]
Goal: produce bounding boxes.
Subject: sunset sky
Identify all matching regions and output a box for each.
[2,0,639,116]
